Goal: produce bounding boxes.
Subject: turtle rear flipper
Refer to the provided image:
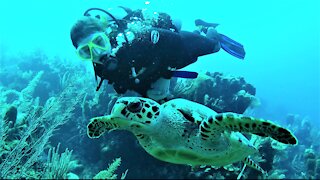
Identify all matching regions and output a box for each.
[242,157,268,176]
[200,113,298,145]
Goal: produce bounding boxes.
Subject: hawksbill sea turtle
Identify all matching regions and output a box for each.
[87,97,298,175]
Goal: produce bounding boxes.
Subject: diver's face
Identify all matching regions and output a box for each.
[76,32,111,63]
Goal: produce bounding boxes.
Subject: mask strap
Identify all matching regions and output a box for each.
[93,62,98,82]
[83,8,129,44]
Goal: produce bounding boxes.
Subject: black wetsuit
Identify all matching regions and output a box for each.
[94,27,220,96]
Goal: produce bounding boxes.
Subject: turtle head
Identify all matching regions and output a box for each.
[87,97,161,138]
[111,97,161,129]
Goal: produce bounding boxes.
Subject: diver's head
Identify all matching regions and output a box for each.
[70,16,112,63]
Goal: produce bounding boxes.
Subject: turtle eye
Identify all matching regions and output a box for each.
[127,101,142,113]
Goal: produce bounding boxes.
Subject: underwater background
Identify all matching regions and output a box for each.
[0,0,319,179]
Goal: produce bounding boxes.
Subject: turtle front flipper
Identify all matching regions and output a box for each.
[200,113,298,145]
[87,116,117,138]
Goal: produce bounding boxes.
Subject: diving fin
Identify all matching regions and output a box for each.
[219,33,246,59]
[194,19,246,59]
[118,6,133,14]
[172,71,198,79]
[195,19,219,28]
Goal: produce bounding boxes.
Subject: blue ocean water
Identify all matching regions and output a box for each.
[1,0,318,123]
[0,0,319,179]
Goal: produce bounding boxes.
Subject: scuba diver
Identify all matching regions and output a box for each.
[70,7,245,101]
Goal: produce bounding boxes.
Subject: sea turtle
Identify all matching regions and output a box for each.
[87,97,297,175]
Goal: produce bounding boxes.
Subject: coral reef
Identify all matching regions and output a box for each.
[93,158,128,179]
[172,72,258,114]
[1,49,318,179]
[304,148,320,179]
[3,106,17,128]
[43,143,73,179]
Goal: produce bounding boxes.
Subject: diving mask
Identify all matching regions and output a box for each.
[76,33,111,61]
